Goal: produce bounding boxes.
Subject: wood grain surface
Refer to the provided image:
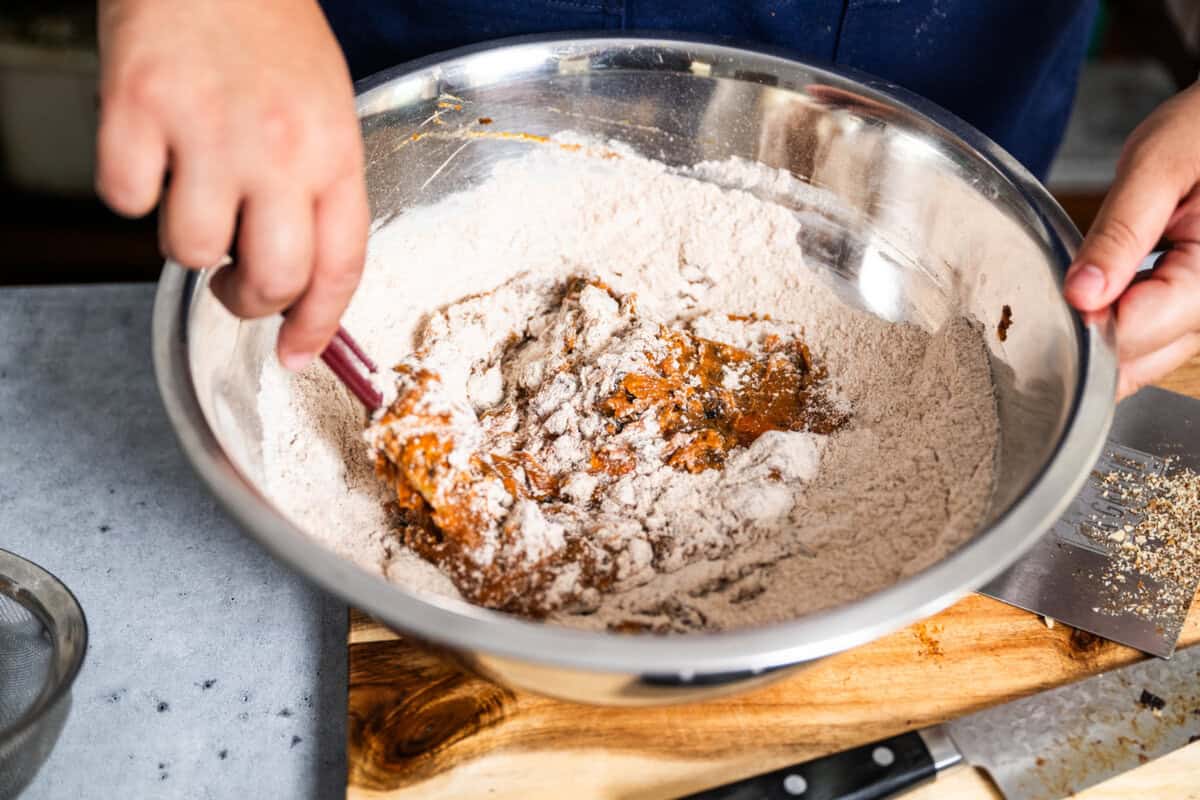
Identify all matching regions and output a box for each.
[347,358,1200,799]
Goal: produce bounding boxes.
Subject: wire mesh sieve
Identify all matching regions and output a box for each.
[0,551,86,799]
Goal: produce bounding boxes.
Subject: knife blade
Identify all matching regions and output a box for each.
[683,645,1200,800]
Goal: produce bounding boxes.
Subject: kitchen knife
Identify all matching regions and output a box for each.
[683,644,1200,800]
[981,385,1200,658]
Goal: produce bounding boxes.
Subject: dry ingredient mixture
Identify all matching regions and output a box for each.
[365,276,848,616]
[257,140,1001,632]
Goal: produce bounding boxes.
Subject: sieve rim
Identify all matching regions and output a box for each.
[0,548,87,749]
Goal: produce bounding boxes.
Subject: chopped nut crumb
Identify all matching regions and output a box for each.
[1139,689,1167,712]
[1083,456,1200,626]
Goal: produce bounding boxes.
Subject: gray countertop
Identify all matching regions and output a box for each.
[1,284,346,799]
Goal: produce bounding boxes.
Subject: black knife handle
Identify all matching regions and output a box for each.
[682,730,937,800]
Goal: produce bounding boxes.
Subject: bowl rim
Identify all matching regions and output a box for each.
[0,548,87,748]
[153,33,1118,675]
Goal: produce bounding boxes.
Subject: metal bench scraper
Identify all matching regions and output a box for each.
[981,386,1200,658]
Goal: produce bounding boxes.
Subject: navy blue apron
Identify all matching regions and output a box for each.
[321,1,1097,178]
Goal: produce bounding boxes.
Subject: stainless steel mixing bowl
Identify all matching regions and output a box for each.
[153,36,1117,704]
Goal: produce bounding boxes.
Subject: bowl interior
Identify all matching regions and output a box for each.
[183,39,1088,658]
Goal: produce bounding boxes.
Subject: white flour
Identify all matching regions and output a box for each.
[257,140,999,631]
[365,275,842,615]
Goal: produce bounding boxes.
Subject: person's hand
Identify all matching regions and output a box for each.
[96,0,368,369]
[1063,83,1200,399]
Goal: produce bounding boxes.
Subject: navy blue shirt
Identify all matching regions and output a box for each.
[320,1,1098,178]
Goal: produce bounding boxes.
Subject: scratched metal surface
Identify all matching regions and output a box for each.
[946,640,1200,800]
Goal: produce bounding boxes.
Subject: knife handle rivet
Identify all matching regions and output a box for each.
[782,773,808,795]
[872,746,896,767]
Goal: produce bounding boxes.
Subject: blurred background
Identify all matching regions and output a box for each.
[0,0,1197,287]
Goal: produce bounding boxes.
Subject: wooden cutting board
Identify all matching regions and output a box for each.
[347,358,1200,799]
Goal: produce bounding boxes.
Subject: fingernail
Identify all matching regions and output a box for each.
[281,351,316,372]
[1065,264,1106,300]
